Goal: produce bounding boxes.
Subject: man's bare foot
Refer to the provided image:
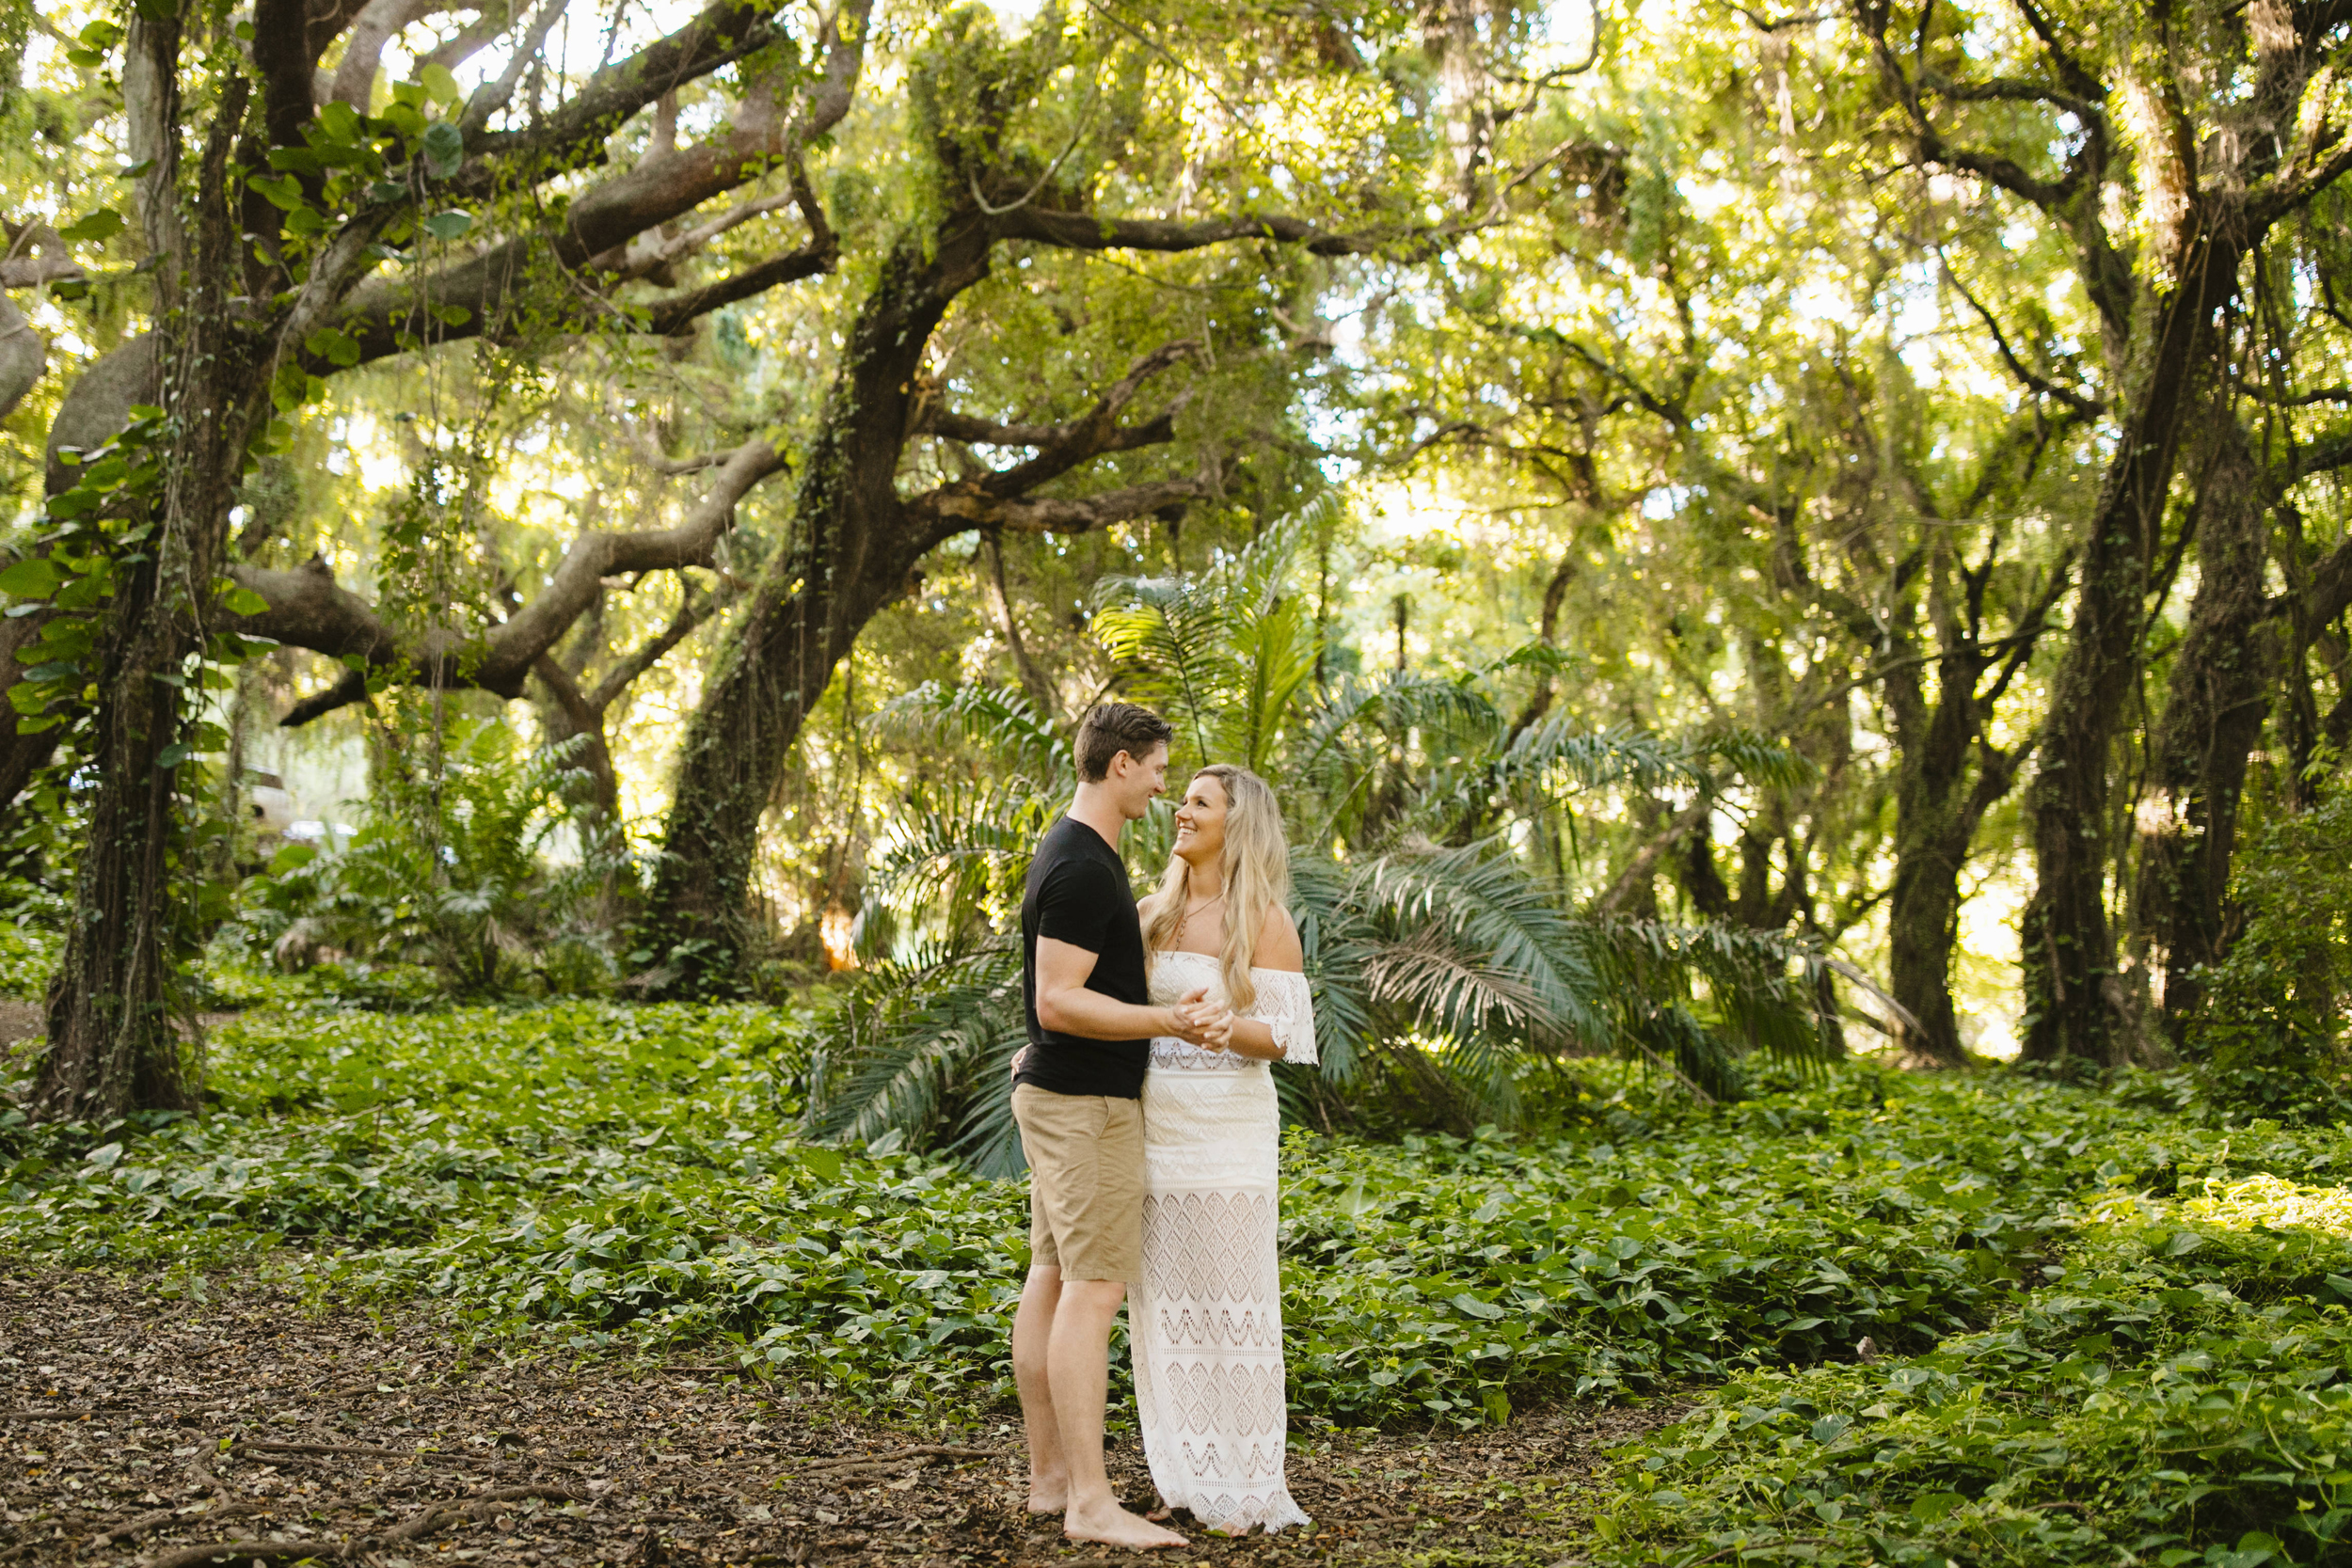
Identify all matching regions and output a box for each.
[1026,1478,1070,1515]
[1065,1499,1187,1548]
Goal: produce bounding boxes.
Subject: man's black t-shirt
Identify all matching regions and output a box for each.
[1015,815,1152,1100]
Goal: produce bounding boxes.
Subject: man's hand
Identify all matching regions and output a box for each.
[1163,986,1229,1044]
[1168,989,1234,1047]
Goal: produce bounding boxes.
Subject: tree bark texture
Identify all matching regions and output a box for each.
[2129,413,2279,1033]
[641,217,998,987]
[35,20,263,1118]
[2018,231,2240,1069]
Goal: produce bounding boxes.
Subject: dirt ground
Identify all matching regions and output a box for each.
[0,1271,1668,1568]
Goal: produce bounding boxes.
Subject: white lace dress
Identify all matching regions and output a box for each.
[1132,950,1316,1534]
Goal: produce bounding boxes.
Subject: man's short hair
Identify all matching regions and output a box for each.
[1074,703,1175,783]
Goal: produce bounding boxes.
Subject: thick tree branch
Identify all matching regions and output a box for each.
[995,208,1384,257]
[417,0,520,75]
[251,0,320,147]
[341,0,868,362]
[456,0,794,168]
[1918,69,2099,124]
[637,243,835,336]
[457,0,572,136]
[0,298,43,422]
[326,0,442,108]
[914,475,1209,535]
[912,340,1198,499]
[1,222,81,288]
[478,436,783,689]
[593,189,802,285]
[245,439,784,725]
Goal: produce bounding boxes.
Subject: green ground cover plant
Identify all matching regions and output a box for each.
[2,1004,2348,1562]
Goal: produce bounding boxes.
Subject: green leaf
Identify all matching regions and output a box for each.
[223,587,272,616]
[269,843,318,876]
[421,64,462,106]
[247,174,308,214]
[421,120,465,181]
[1910,1491,1967,1523]
[0,558,64,599]
[1450,1291,1505,1321]
[304,327,361,368]
[155,743,194,770]
[421,210,473,242]
[56,207,125,245]
[797,1146,843,1181]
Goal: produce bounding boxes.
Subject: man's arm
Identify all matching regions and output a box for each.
[1036,938,1211,1043]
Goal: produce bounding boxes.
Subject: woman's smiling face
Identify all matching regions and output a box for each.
[1172,772,1230,866]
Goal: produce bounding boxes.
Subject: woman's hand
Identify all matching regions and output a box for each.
[1175,997,1236,1050]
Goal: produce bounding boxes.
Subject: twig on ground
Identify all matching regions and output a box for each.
[87,1507,183,1549]
[382,1484,587,1544]
[797,1445,998,1472]
[141,1543,346,1568]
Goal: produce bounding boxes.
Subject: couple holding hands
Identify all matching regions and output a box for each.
[1009,703,1317,1547]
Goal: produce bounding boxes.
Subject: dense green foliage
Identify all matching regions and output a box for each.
[2185,779,2352,1126]
[5,1001,2350,1561]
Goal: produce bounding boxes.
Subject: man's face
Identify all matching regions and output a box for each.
[1112,741,1170,819]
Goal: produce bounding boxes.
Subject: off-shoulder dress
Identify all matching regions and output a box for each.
[1131,949,1317,1534]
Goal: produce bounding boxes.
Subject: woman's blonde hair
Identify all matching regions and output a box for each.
[1142,764,1290,1013]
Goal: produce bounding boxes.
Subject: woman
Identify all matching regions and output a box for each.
[1131,764,1315,1535]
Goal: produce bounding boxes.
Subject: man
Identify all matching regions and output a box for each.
[1010,703,1216,1549]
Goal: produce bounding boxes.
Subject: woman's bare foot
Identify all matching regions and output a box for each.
[1026,1476,1069,1514]
[1065,1498,1187,1548]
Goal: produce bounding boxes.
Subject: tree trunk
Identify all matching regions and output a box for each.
[1881,635,2026,1068]
[533,656,624,824]
[2019,233,2240,1070]
[639,217,996,988]
[2130,413,2277,1035]
[34,17,261,1118]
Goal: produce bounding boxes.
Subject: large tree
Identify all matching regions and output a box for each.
[1861,0,2352,1068]
[10,0,872,1116]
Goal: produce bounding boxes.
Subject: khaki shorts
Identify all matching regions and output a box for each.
[1011,1084,1144,1283]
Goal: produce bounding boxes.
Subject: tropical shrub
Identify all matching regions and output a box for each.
[2185,778,2352,1125]
[237,721,630,997]
[807,517,1870,1162]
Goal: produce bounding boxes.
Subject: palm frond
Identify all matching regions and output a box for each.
[1090,574,1243,765]
[1692,728,1820,791]
[866,784,1057,927]
[803,942,1025,1148]
[1357,927,1559,1049]
[1497,716,1704,796]
[1347,845,1613,1046]
[867,681,1072,777]
[1590,918,1842,1073]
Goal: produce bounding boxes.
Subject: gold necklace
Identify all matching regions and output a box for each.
[1181,891,1226,929]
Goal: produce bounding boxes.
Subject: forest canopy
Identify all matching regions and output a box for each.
[0,0,2349,1119]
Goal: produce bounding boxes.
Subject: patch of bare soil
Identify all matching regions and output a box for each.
[0,1271,1669,1568]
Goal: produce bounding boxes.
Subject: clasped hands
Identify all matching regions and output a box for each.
[1168,986,1236,1052]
